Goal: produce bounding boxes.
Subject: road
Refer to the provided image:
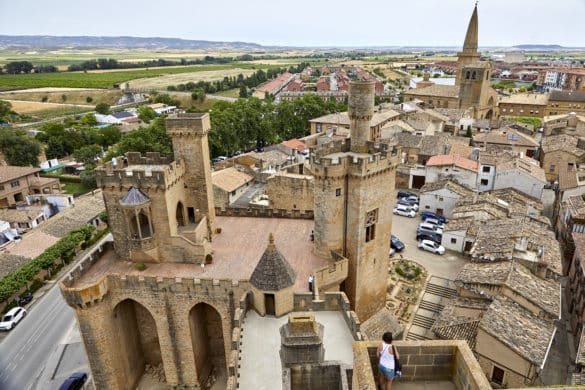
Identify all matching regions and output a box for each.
[0,283,76,390]
[0,235,112,390]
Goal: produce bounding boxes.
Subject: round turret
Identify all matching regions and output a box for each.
[348,80,375,152]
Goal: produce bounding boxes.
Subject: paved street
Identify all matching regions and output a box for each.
[0,235,111,390]
[391,213,467,280]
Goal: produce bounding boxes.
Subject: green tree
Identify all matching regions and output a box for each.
[239,85,248,98]
[154,94,180,107]
[95,103,111,115]
[112,117,172,157]
[191,89,206,102]
[86,96,93,103]
[0,100,13,121]
[98,126,121,147]
[80,170,97,188]
[45,139,66,159]
[137,106,157,123]
[0,128,41,166]
[73,144,102,165]
[61,94,68,103]
[80,113,98,126]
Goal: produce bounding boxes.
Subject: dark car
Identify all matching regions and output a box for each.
[416,231,442,244]
[18,292,33,306]
[59,372,87,390]
[390,235,405,252]
[421,211,446,224]
[396,190,416,199]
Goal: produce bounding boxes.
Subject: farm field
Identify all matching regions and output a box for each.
[0,89,123,105]
[129,68,258,89]
[0,62,287,89]
[3,99,93,114]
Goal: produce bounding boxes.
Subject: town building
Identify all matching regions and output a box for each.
[472,127,539,158]
[211,167,254,209]
[540,134,585,182]
[425,154,479,189]
[537,68,585,93]
[498,93,549,118]
[308,108,399,139]
[492,157,547,199]
[0,166,60,208]
[419,180,474,218]
[253,72,294,99]
[546,90,585,116]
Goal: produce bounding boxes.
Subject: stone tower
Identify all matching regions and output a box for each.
[455,4,480,86]
[312,80,398,321]
[459,62,496,119]
[166,113,216,233]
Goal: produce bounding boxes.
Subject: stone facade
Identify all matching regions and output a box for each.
[264,173,314,212]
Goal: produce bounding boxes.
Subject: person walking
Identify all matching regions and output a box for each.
[308,274,314,292]
[377,332,399,390]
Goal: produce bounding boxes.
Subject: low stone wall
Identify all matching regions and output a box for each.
[215,207,314,219]
[283,362,352,390]
[293,292,362,341]
[352,340,491,390]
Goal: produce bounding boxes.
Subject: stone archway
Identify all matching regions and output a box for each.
[113,299,163,389]
[130,212,152,238]
[188,303,227,388]
[176,201,185,227]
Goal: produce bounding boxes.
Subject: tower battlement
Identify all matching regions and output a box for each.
[311,143,399,178]
[166,112,211,136]
[95,159,185,190]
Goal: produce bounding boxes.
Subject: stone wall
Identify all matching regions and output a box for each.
[352,340,492,390]
[264,174,314,212]
[283,362,352,390]
[215,207,314,219]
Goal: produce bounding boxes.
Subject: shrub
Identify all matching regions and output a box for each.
[135,263,147,271]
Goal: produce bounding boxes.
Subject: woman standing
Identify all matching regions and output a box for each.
[377,332,399,390]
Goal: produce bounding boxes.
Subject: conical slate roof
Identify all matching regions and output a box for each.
[250,234,296,291]
[462,5,478,54]
[119,187,150,206]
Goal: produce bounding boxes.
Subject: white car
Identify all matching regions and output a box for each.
[424,217,445,231]
[417,239,445,255]
[393,205,416,218]
[0,307,26,331]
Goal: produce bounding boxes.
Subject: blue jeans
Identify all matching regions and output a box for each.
[378,364,395,380]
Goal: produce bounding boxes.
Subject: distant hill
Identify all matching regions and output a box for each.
[512,44,566,50]
[0,35,264,50]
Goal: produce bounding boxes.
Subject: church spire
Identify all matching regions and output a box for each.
[462,4,479,54]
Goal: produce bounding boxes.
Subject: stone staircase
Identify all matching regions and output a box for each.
[424,283,457,299]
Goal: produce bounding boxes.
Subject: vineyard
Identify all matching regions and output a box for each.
[0,63,283,89]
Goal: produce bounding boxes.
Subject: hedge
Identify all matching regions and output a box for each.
[0,224,95,303]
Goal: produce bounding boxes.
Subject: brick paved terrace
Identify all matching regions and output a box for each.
[71,216,331,291]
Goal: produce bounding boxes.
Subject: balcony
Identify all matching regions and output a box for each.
[353,340,491,390]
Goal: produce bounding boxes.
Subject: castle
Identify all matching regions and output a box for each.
[403,5,499,120]
[59,81,401,389]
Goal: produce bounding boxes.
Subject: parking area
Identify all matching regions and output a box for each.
[391,213,467,280]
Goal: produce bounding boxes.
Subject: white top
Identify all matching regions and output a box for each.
[379,342,395,369]
[308,275,313,282]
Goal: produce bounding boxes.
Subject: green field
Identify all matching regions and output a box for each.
[0,63,286,89]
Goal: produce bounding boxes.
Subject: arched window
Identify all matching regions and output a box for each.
[472,71,477,80]
[466,71,471,80]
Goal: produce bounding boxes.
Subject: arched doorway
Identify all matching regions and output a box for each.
[485,109,494,120]
[189,303,226,388]
[176,201,185,227]
[130,213,152,238]
[113,299,163,389]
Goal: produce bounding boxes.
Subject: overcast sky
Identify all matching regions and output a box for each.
[1,0,584,47]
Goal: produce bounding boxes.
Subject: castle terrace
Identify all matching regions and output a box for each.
[71,216,330,291]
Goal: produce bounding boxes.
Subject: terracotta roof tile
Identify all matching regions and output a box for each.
[212,167,254,193]
[426,154,479,172]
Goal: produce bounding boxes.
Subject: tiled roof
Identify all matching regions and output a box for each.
[0,208,44,223]
[403,84,459,98]
[250,234,296,291]
[309,109,400,127]
[119,187,150,206]
[212,167,254,193]
[550,90,585,103]
[567,195,585,220]
[541,134,585,156]
[0,165,40,184]
[360,307,402,341]
[420,180,475,197]
[449,143,474,158]
[246,150,289,168]
[496,157,547,182]
[455,261,560,317]
[256,72,293,93]
[499,93,549,106]
[432,297,488,349]
[38,192,105,237]
[479,296,555,366]
[558,169,579,191]
[443,217,474,232]
[426,154,479,172]
[281,139,306,151]
[473,128,538,147]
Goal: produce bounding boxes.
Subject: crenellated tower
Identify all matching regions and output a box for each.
[312,80,399,321]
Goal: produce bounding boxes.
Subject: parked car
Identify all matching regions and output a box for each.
[417,239,446,255]
[391,235,405,252]
[397,199,419,211]
[402,195,419,205]
[0,307,26,331]
[421,212,446,224]
[18,292,33,306]
[59,372,88,390]
[416,231,442,244]
[418,222,443,235]
[393,205,416,218]
[396,190,416,199]
[424,217,445,231]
